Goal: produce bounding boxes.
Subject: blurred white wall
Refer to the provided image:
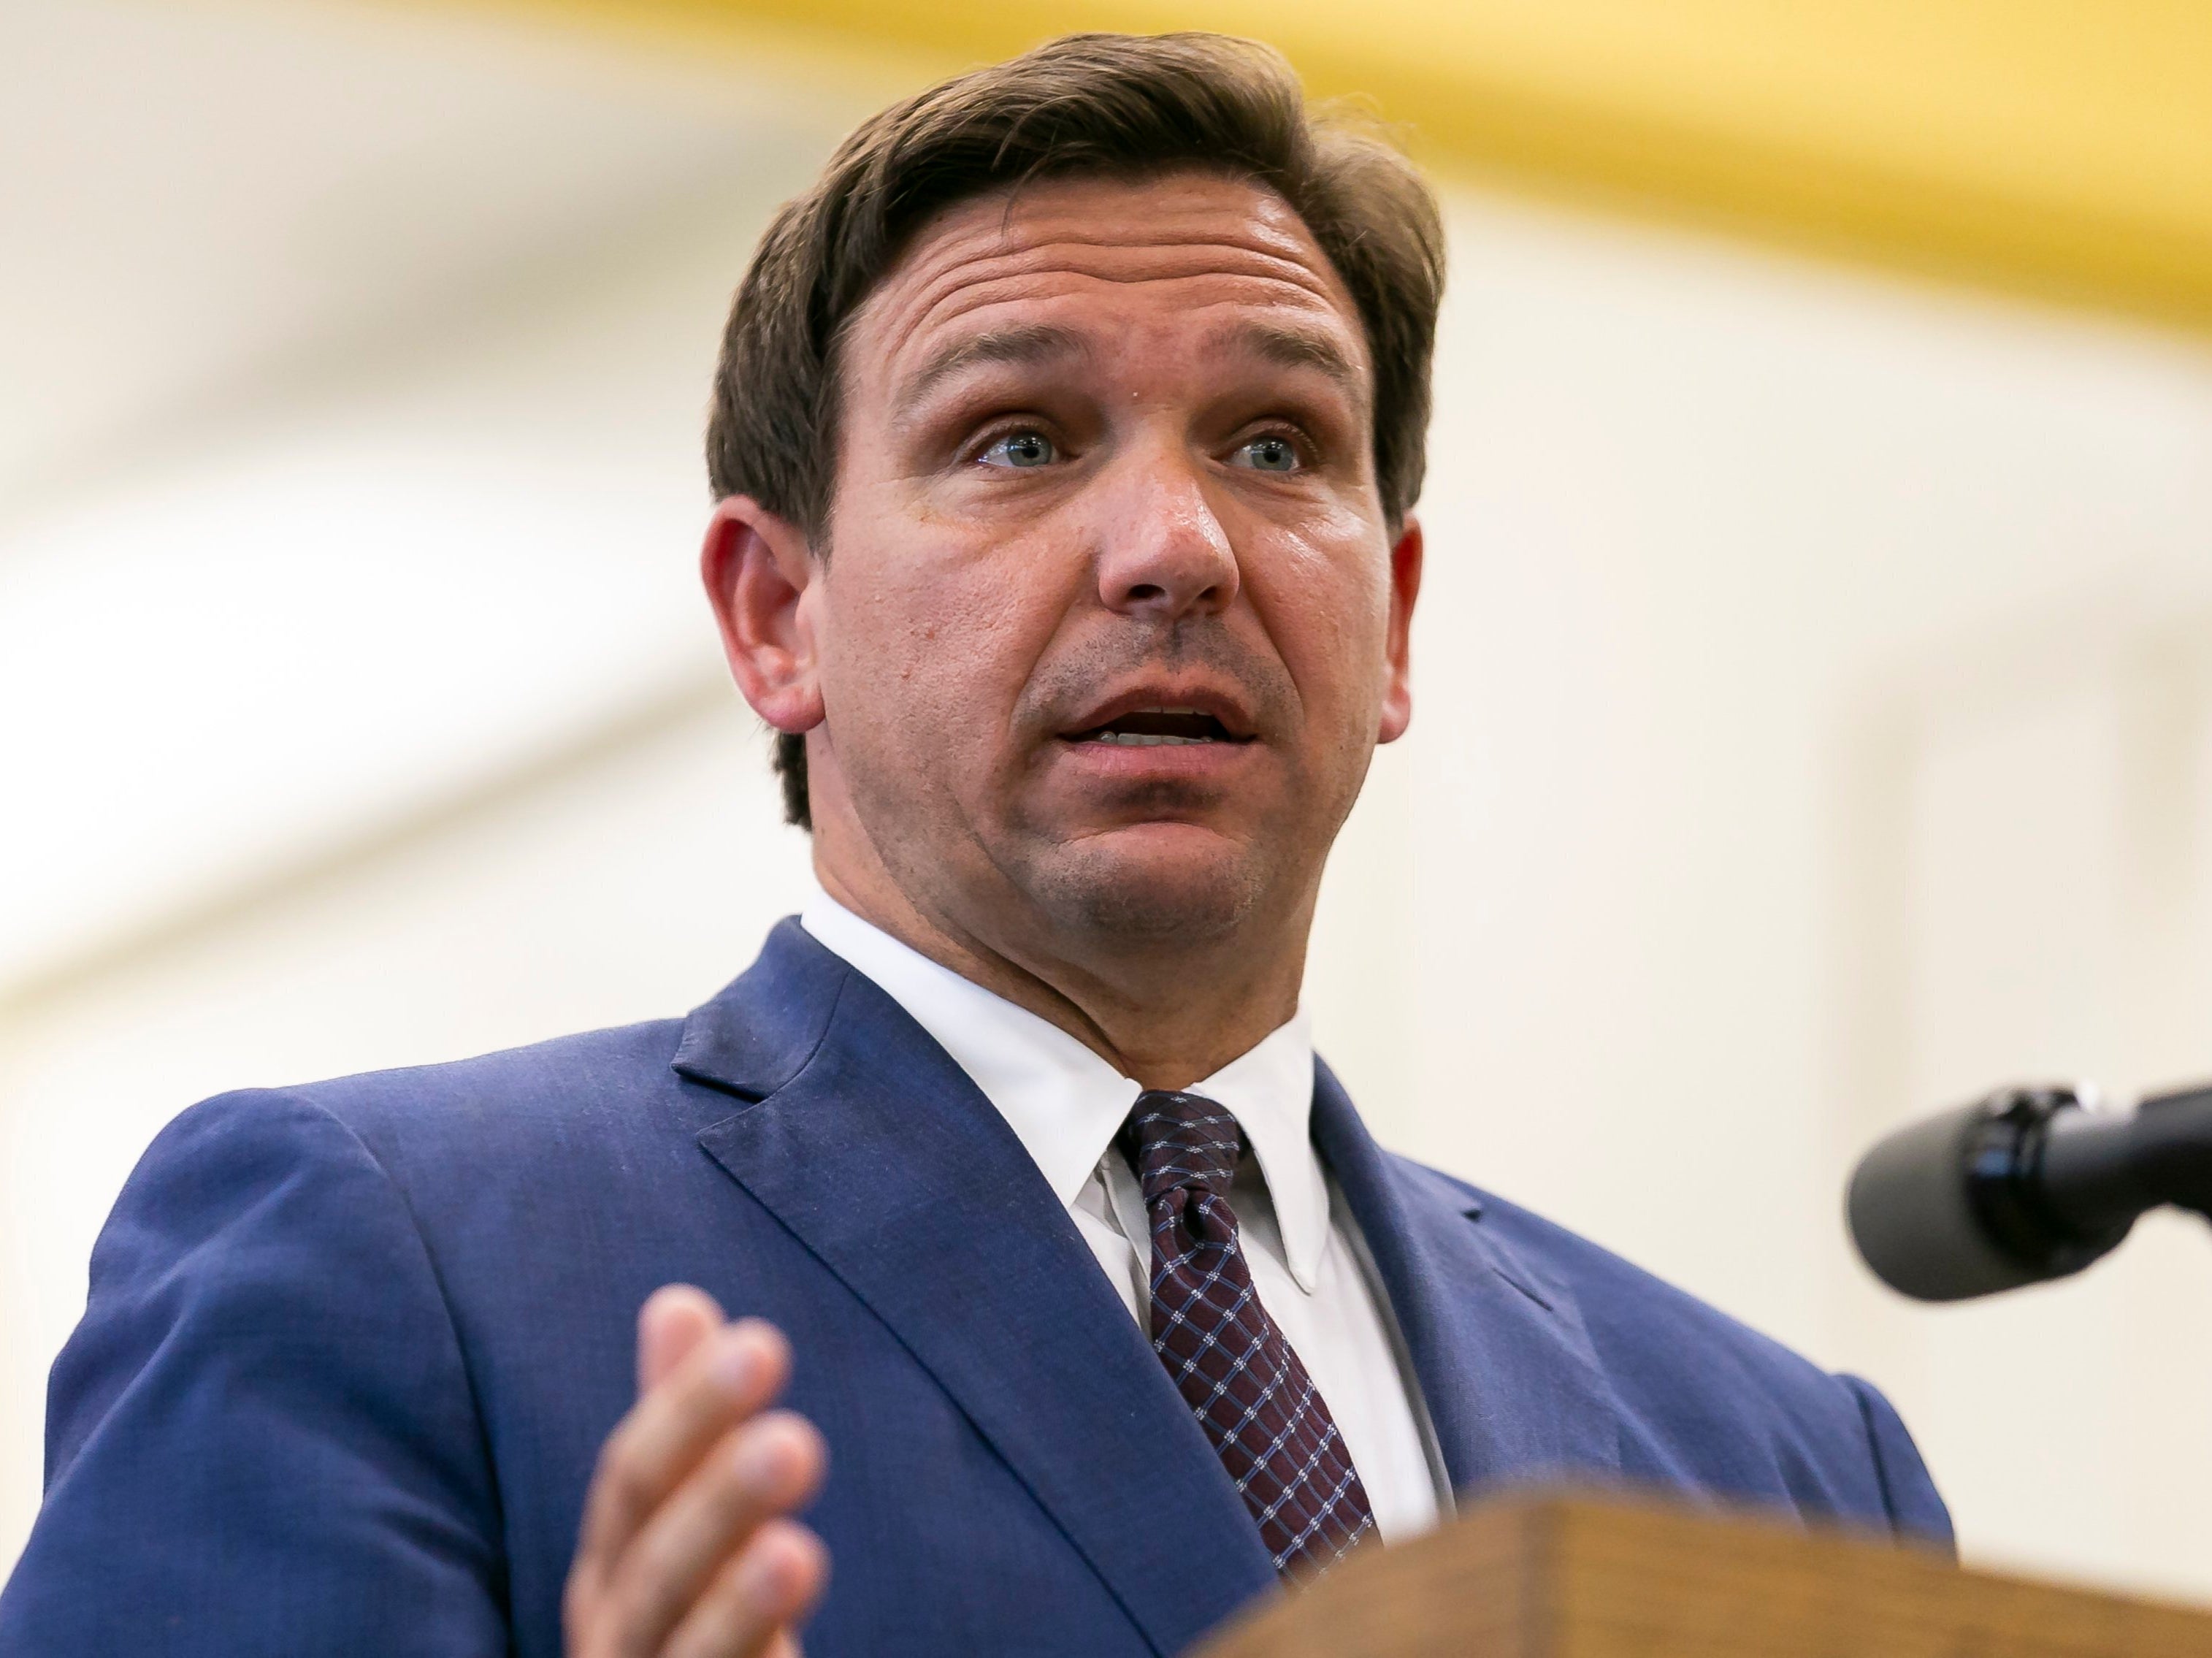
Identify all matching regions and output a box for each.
[7,0,2212,1607]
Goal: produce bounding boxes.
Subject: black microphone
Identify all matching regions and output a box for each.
[1847,1081,2212,1302]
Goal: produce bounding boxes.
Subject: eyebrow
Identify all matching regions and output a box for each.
[1219,321,1365,397]
[896,323,1090,410]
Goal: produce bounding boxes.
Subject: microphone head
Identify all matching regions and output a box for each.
[1847,1089,2135,1303]
[1848,1102,2049,1302]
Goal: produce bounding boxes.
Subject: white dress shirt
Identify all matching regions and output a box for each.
[801,887,1451,1543]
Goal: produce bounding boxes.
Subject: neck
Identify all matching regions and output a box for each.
[812,855,1312,1093]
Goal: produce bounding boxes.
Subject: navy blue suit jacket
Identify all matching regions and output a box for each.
[1,920,1948,1655]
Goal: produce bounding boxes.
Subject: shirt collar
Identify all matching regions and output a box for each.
[798,886,1330,1291]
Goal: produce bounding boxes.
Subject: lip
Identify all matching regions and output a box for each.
[1055,679,1261,744]
[1048,735,1260,786]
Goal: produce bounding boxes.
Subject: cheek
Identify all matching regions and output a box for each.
[819,519,1067,750]
[1251,522,1393,718]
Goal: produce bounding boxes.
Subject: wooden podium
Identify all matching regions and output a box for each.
[1194,1492,2212,1657]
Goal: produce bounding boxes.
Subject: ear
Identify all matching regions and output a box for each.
[700,495,824,736]
[1377,515,1423,744]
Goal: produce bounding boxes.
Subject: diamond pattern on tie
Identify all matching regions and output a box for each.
[1122,1090,1375,1579]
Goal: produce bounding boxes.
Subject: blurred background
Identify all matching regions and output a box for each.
[4,0,2211,1603]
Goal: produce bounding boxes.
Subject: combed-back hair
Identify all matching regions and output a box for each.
[708,31,1445,828]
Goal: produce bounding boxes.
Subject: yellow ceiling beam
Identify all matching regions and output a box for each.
[443,0,2212,335]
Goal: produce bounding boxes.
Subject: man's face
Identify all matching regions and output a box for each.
[804,170,1418,952]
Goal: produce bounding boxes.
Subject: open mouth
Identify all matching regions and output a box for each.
[1065,707,1250,748]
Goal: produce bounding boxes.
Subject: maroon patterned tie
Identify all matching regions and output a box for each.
[1121,1089,1376,1578]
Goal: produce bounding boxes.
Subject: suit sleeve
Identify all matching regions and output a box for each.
[1839,1373,1955,1554]
[0,1090,510,1657]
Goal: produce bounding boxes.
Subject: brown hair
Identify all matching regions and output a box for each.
[708,31,1445,828]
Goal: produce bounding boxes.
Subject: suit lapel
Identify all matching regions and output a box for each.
[1310,1062,1626,1500]
[673,923,1276,1657]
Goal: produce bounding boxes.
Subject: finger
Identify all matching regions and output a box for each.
[662,1520,828,1658]
[602,1410,826,1652]
[576,1318,791,1573]
[639,1285,725,1394]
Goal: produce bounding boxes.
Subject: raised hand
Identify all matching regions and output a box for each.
[565,1287,828,1658]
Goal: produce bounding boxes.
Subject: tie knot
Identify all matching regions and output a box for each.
[1122,1090,1244,1202]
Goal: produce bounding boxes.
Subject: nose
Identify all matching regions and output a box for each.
[1092,446,1241,622]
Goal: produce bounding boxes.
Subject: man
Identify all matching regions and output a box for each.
[0,32,1948,1658]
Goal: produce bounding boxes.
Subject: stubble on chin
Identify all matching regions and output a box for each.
[996,798,1281,953]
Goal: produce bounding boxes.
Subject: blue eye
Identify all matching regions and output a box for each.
[1235,435,1301,473]
[981,430,1056,468]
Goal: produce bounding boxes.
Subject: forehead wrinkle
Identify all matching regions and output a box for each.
[885,270,1351,398]
[927,224,1329,280]
[901,239,1340,329]
[916,205,1325,275]
[908,269,1353,355]
[870,222,1352,364]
